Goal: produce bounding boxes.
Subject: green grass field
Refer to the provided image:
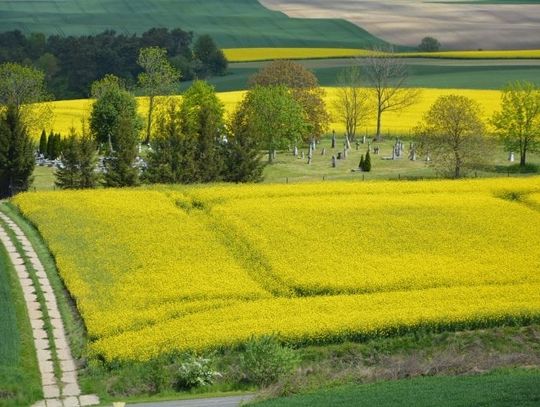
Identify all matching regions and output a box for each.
[0,0,387,48]
[254,369,540,406]
[0,238,41,406]
[198,60,540,93]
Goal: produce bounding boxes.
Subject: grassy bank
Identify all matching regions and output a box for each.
[0,236,41,406]
[253,368,540,406]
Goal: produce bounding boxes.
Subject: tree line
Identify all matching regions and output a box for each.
[1,51,539,198]
[0,28,227,99]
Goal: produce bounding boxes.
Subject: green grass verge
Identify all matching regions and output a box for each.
[0,0,388,49]
[253,368,540,406]
[0,233,42,406]
[195,63,540,93]
[0,203,91,392]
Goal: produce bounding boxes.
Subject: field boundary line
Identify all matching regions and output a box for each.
[0,208,99,407]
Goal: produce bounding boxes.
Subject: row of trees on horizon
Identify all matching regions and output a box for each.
[0,28,228,99]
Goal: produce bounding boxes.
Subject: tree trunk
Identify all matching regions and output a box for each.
[520,150,527,167]
[268,149,273,163]
[145,96,154,145]
[376,109,382,141]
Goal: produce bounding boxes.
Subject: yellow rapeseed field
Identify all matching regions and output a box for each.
[14,177,540,361]
[223,48,540,62]
[37,88,502,139]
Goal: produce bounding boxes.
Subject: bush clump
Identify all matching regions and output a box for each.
[239,335,299,386]
[175,355,221,390]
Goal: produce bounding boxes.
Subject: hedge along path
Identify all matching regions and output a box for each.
[0,209,99,407]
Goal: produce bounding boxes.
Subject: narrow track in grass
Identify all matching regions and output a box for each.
[0,207,99,407]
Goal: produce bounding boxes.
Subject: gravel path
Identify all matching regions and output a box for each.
[128,395,255,407]
[0,208,99,407]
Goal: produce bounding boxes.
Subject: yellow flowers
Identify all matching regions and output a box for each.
[222,48,540,63]
[14,177,540,361]
[37,88,501,139]
[223,48,373,62]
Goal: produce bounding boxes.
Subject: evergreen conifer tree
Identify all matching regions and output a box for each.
[46,130,54,158]
[359,155,364,170]
[145,102,198,184]
[79,135,99,188]
[54,134,81,189]
[39,129,47,156]
[103,110,140,187]
[0,106,35,198]
[363,150,372,172]
[223,125,265,183]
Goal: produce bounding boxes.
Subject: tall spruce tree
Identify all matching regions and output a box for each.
[39,129,47,156]
[145,102,198,184]
[55,131,98,189]
[103,109,140,187]
[180,81,226,182]
[363,150,372,172]
[224,116,265,183]
[54,133,81,189]
[0,106,35,198]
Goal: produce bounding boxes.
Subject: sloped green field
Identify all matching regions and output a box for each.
[0,0,387,48]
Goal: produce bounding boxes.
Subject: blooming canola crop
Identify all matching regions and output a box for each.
[14,177,540,361]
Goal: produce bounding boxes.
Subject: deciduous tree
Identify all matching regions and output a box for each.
[491,81,540,167]
[415,95,489,178]
[363,50,420,140]
[137,47,181,144]
[334,66,370,141]
[233,85,307,162]
[250,60,328,141]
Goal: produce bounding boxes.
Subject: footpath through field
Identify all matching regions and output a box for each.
[129,394,255,407]
[0,204,99,407]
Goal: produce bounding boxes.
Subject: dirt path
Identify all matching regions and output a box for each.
[260,0,540,50]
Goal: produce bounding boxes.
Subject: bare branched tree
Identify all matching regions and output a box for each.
[334,66,371,141]
[362,49,420,140]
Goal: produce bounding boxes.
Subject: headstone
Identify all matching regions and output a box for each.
[301,151,305,159]
[293,146,298,157]
[355,141,360,150]
[509,152,515,162]
[409,148,417,161]
[332,131,336,149]
[374,146,380,155]
[307,154,312,165]
[332,155,337,167]
[362,135,366,144]
[273,150,277,160]
[392,147,396,160]
[337,152,342,160]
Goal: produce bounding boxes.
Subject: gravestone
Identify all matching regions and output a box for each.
[332,131,336,149]
[337,152,342,160]
[332,155,337,167]
[301,151,305,159]
[509,152,515,162]
[293,146,298,157]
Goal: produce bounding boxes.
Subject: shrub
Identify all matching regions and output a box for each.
[240,335,299,386]
[175,355,221,390]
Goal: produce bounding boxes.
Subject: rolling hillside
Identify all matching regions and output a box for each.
[0,0,387,48]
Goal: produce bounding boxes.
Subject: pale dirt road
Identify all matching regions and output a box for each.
[260,0,540,50]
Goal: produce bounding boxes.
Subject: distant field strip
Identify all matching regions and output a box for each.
[39,88,502,138]
[14,178,540,361]
[0,0,387,49]
[224,48,540,62]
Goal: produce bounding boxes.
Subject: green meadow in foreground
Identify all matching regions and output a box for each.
[254,369,540,407]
